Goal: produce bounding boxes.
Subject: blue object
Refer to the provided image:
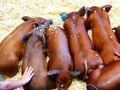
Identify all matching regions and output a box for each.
[47,19,53,25]
[60,12,67,21]
[0,75,3,81]
[48,70,61,75]
[22,33,31,41]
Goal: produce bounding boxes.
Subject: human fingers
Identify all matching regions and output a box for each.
[27,67,34,77]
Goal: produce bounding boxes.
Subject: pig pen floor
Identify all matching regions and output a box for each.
[0,0,120,90]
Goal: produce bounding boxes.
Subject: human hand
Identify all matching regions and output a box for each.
[20,67,34,84]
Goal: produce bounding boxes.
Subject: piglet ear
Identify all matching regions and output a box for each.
[22,16,31,21]
[32,22,39,28]
[60,12,67,21]
[47,70,61,75]
[87,84,98,90]
[78,6,86,16]
[101,4,112,13]
[69,71,81,77]
[112,27,117,30]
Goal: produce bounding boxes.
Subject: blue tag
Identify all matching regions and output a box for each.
[60,12,67,21]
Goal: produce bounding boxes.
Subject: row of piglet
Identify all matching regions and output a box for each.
[21,5,120,90]
[1,4,120,90]
[60,4,120,90]
[0,15,80,90]
[86,5,120,90]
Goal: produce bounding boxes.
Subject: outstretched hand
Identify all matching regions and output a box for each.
[20,67,34,83]
[0,67,34,90]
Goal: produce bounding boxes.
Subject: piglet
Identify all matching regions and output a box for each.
[61,6,103,79]
[22,19,54,90]
[46,25,79,90]
[87,61,120,90]
[86,5,120,65]
[0,16,45,77]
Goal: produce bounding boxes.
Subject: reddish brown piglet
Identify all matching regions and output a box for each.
[46,26,79,90]
[86,5,120,65]
[0,16,45,77]
[22,20,55,90]
[87,61,120,90]
[61,6,103,79]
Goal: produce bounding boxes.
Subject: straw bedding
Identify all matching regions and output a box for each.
[0,0,120,90]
